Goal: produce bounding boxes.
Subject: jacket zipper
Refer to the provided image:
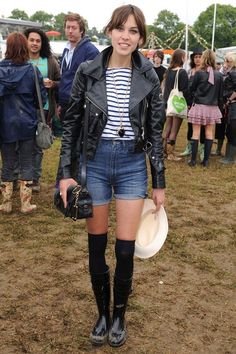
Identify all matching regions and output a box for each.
[86,96,108,117]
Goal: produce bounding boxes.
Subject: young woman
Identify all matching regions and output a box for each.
[0,32,46,213]
[180,48,205,159]
[188,49,223,167]
[162,48,189,160]
[58,4,166,348]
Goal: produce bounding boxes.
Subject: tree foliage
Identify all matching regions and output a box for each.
[193,4,236,48]
[9,9,29,20]
[153,10,185,44]
[30,11,54,30]
[53,13,66,38]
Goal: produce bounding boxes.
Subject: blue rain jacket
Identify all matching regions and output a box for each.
[0,60,46,143]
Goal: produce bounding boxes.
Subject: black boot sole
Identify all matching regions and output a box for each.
[108,333,127,347]
[90,333,108,346]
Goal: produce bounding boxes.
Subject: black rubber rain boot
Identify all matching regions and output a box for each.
[188,139,198,167]
[216,139,224,156]
[201,139,213,167]
[90,270,110,346]
[108,277,132,347]
[219,143,236,164]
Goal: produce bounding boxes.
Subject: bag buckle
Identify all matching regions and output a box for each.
[143,141,152,152]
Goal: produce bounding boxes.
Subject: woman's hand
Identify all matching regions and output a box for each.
[151,188,165,212]
[59,178,77,208]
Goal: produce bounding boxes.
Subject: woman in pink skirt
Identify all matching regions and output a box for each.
[188,49,223,167]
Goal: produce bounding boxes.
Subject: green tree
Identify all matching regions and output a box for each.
[9,9,29,20]
[30,11,54,30]
[54,13,67,39]
[193,4,236,49]
[87,27,99,38]
[151,10,185,49]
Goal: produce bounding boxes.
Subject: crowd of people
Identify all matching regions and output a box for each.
[155,47,236,167]
[0,3,235,348]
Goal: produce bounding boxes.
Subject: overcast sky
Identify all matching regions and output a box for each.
[1,0,235,31]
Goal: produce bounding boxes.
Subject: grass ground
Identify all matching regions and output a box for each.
[0,121,235,353]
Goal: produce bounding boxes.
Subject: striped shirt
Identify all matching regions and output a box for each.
[102,67,134,140]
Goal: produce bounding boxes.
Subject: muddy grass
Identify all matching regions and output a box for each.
[0,123,235,353]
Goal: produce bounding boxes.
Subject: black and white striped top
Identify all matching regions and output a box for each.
[102,67,134,140]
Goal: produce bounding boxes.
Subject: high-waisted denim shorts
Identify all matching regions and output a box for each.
[79,139,148,205]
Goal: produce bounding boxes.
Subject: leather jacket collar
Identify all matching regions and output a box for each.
[83,46,156,114]
[83,46,154,79]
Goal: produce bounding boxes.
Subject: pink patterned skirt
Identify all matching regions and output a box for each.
[188,104,222,125]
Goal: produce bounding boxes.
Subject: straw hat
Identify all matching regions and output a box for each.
[134,199,168,259]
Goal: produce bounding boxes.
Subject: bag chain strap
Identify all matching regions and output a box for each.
[73,187,81,221]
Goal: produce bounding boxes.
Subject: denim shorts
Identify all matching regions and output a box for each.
[79,139,148,205]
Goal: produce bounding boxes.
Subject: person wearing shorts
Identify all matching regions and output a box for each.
[58,4,165,348]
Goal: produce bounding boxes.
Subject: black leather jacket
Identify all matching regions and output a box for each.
[59,46,166,188]
[223,68,236,100]
[190,69,223,106]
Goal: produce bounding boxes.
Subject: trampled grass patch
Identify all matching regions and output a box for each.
[0,122,235,353]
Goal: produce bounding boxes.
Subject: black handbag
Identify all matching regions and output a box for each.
[54,99,93,220]
[54,184,93,220]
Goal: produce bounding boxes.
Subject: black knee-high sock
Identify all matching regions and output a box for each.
[88,233,108,274]
[115,239,135,280]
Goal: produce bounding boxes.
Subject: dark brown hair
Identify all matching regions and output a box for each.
[104,4,147,47]
[24,27,52,58]
[64,13,86,37]
[153,49,164,63]
[169,48,186,69]
[5,32,29,64]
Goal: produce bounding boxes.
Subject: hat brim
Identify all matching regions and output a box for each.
[134,199,168,259]
[190,50,203,59]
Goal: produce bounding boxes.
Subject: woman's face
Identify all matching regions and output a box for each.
[194,54,202,67]
[108,14,142,58]
[224,57,233,70]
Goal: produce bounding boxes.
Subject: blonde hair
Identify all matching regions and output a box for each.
[200,49,216,70]
[225,52,236,67]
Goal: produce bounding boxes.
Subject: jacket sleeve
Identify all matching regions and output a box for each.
[58,63,87,180]
[145,69,166,189]
[47,57,61,115]
[48,56,61,88]
[179,69,189,100]
[223,71,236,99]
